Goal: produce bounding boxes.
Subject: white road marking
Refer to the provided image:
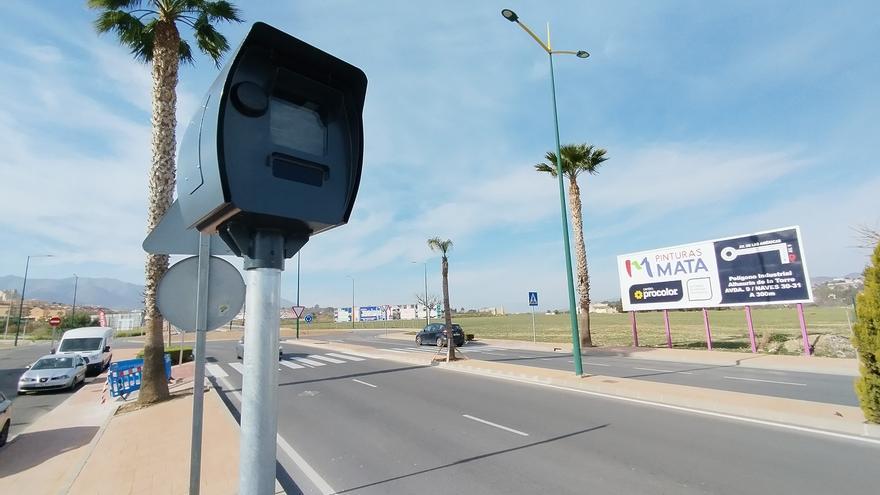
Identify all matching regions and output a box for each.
[352,379,377,388]
[276,433,337,495]
[723,376,806,386]
[205,363,227,378]
[462,414,529,437]
[292,357,326,367]
[634,367,695,375]
[309,354,346,364]
[229,362,245,375]
[212,375,336,495]
[280,360,305,370]
[327,352,366,362]
[442,367,880,447]
[570,361,610,367]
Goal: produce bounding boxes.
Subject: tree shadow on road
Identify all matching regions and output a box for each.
[335,424,610,493]
[0,426,98,477]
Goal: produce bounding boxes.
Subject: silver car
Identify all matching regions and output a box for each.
[0,391,11,447]
[235,339,284,360]
[18,355,87,394]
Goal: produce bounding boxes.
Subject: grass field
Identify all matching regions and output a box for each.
[296,306,854,352]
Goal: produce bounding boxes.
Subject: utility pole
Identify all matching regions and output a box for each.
[71,274,79,321]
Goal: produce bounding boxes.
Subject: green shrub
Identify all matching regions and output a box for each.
[137,346,194,364]
[853,242,880,423]
[115,329,146,338]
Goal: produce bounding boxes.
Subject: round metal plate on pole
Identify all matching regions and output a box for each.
[49,316,62,327]
[157,256,246,331]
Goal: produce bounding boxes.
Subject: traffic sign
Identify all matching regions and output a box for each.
[528,292,538,306]
[49,316,62,327]
[292,306,306,319]
[304,314,313,324]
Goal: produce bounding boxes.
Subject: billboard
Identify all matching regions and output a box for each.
[617,226,812,311]
[358,306,384,321]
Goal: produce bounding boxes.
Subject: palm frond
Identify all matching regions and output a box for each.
[427,237,453,255]
[178,39,194,64]
[88,0,148,9]
[94,10,155,62]
[534,163,558,176]
[536,143,609,179]
[202,1,243,22]
[193,12,230,66]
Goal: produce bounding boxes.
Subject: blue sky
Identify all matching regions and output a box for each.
[0,1,877,312]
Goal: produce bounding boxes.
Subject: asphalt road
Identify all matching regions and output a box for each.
[315,331,859,407]
[205,339,877,495]
[0,339,146,438]
[0,343,89,438]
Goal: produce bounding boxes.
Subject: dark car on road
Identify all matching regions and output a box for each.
[416,323,465,347]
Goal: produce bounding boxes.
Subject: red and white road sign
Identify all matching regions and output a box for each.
[99,309,107,327]
[292,306,306,319]
[49,316,62,327]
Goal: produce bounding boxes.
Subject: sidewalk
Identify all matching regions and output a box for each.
[0,353,241,494]
[378,331,860,376]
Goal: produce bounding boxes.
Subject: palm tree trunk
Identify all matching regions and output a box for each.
[568,177,593,347]
[441,256,455,361]
[139,20,179,405]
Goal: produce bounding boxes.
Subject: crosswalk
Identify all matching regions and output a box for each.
[206,352,368,378]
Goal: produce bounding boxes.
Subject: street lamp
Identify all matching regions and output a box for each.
[501,8,588,376]
[14,254,53,346]
[410,261,430,326]
[71,274,79,320]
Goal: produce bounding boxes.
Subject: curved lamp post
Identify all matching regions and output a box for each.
[14,254,53,346]
[501,8,589,376]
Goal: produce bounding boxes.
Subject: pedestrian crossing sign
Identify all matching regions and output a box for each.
[528,292,538,306]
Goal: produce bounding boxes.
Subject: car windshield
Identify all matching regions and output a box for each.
[32,357,75,370]
[59,337,103,352]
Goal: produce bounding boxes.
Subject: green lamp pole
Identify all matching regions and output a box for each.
[295,252,301,339]
[502,9,589,376]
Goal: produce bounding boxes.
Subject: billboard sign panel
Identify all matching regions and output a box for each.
[617,226,812,311]
[358,306,384,321]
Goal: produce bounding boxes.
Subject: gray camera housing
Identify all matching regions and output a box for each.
[176,22,366,251]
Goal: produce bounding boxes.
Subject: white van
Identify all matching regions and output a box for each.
[56,327,114,375]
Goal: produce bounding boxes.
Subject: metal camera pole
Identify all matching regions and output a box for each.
[239,230,285,495]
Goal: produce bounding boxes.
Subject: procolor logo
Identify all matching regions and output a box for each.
[629,281,684,305]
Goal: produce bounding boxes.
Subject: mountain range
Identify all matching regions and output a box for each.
[0,275,294,311]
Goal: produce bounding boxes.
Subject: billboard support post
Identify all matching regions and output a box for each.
[663,309,672,348]
[797,303,811,356]
[630,311,639,347]
[745,305,757,353]
[702,308,713,351]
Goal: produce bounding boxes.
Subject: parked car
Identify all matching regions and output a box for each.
[235,339,284,360]
[18,354,88,394]
[416,323,465,347]
[0,391,11,447]
[56,327,114,375]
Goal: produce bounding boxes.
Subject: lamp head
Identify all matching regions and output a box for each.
[501,9,518,22]
[576,50,590,59]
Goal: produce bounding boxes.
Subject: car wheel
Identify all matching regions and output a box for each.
[436,337,444,347]
[0,420,10,447]
[416,336,422,346]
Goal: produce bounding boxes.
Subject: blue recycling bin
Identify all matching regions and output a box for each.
[108,354,172,399]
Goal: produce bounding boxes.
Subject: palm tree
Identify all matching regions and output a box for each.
[89,0,242,405]
[535,143,608,347]
[427,237,456,361]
